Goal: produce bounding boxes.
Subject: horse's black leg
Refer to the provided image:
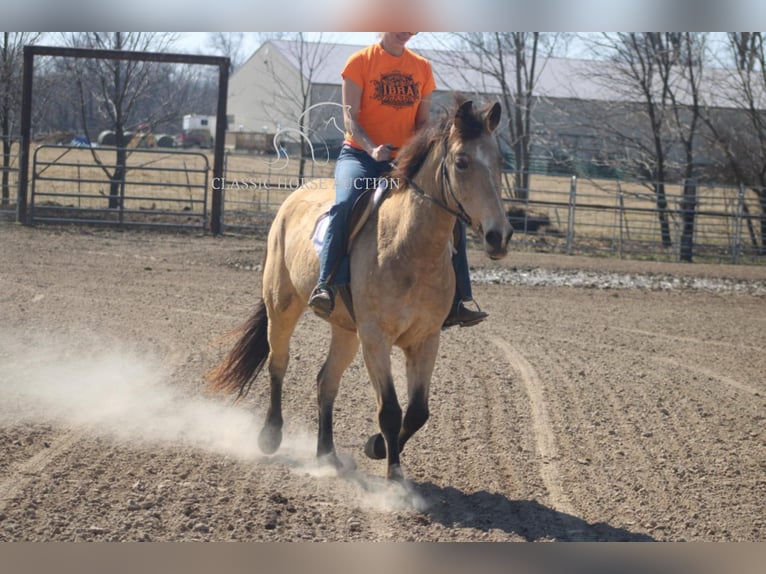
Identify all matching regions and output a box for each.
[398,386,430,452]
[397,336,437,453]
[362,342,403,480]
[378,383,403,480]
[363,388,429,459]
[258,374,283,454]
[316,363,333,457]
[317,326,359,468]
[258,295,302,455]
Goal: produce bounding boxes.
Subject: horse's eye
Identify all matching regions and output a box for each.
[455,155,469,170]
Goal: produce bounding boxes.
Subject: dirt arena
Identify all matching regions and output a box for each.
[0,223,764,542]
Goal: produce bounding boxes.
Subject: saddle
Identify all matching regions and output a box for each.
[310,179,392,322]
[311,179,392,256]
[347,181,389,252]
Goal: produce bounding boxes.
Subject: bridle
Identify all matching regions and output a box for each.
[401,135,474,228]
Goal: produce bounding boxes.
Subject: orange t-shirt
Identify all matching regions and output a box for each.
[342,43,436,152]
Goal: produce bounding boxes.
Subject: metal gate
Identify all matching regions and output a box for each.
[29,144,210,229]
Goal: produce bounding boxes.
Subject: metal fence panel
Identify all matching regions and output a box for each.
[219,151,335,234]
[506,173,765,264]
[29,145,210,229]
[15,143,763,266]
[218,157,765,265]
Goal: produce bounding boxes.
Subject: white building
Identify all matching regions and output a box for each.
[226,39,759,178]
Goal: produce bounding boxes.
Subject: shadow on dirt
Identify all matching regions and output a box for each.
[256,454,653,541]
[414,482,655,542]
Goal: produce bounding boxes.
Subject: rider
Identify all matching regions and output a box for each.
[309,32,488,328]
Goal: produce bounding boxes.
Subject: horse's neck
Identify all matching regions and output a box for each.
[380,158,457,256]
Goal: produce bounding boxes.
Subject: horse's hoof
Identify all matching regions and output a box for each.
[258,424,282,454]
[364,433,387,459]
[338,453,357,475]
[387,463,405,482]
[318,452,357,476]
[318,451,342,469]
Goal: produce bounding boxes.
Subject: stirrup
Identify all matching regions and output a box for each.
[309,284,335,319]
[442,300,488,329]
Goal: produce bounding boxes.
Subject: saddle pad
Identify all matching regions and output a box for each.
[311,179,389,255]
[312,212,330,255]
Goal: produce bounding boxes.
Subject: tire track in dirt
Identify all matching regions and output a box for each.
[489,337,574,516]
[651,356,761,397]
[444,344,511,490]
[0,430,80,514]
[403,333,529,540]
[514,324,732,539]
[475,338,534,496]
[614,326,761,352]
[497,334,663,540]
[552,333,710,467]
[548,330,764,539]
[613,326,762,396]
[545,334,681,523]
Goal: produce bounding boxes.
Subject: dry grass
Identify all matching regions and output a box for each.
[511,173,757,251]
[19,145,765,259]
[31,146,209,210]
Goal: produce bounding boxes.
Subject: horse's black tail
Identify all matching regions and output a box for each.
[206,298,270,399]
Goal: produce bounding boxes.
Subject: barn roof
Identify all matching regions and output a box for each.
[249,39,763,110]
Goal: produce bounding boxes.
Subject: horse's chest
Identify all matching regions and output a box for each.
[380,250,448,278]
[353,226,453,298]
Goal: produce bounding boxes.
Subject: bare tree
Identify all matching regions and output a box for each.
[207,32,249,74]
[1,33,41,206]
[257,33,339,180]
[62,32,183,208]
[702,33,766,253]
[430,33,561,201]
[668,33,706,262]
[583,33,708,249]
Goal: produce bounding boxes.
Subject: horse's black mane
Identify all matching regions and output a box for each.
[391,94,485,182]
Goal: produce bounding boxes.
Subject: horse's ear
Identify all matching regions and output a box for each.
[453,99,483,139]
[485,102,502,133]
[454,99,474,127]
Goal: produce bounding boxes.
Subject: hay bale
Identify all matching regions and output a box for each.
[98,130,116,146]
[156,134,175,148]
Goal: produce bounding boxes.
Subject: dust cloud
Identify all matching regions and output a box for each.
[0,329,285,461]
[0,329,427,513]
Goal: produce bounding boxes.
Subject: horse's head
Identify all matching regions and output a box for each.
[444,99,513,259]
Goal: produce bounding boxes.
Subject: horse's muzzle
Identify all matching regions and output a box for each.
[485,227,512,259]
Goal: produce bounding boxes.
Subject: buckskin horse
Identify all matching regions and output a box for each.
[207,98,512,480]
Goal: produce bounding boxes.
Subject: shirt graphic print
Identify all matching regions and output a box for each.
[370,71,421,109]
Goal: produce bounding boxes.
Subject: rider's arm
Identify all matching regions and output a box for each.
[414,94,431,132]
[342,77,394,162]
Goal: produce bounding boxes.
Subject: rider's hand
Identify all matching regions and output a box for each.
[371,144,395,162]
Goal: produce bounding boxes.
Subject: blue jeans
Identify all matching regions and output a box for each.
[452,221,473,304]
[318,145,391,286]
[318,144,473,305]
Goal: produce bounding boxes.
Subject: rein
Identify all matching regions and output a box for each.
[402,137,473,227]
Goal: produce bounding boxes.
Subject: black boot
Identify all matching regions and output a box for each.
[308,284,335,319]
[442,300,488,329]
